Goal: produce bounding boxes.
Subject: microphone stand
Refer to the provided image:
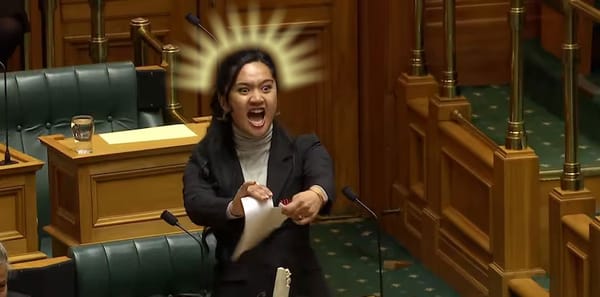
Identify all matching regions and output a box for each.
[185,13,217,41]
[342,187,383,297]
[0,61,16,166]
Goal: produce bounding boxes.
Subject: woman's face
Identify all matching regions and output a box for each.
[222,61,277,138]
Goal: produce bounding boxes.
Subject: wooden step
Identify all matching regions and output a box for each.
[508,278,549,297]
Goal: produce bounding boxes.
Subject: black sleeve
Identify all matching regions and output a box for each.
[297,134,335,214]
[182,146,235,229]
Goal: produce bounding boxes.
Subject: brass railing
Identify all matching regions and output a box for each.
[89,0,108,63]
[411,0,427,76]
[505,0,527,150]
[450,110,498,150]
[558,0,600,191]
[130,17,188,124]
[439,0,458,99]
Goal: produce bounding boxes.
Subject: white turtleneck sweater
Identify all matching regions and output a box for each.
[233,124,273,185]
[226,124,273,218]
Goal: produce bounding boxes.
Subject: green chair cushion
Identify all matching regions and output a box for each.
[68,232,215,297]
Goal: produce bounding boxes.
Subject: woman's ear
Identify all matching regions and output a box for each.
[219,96,230,113]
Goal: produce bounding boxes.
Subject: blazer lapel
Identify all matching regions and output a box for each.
[210,140,244,196]
[267,124,294,205]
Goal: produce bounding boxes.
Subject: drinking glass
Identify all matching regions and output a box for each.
[70,115,95,154]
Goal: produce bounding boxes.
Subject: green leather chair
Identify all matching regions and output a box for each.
[68,232,216,297]
[0,62,165,252]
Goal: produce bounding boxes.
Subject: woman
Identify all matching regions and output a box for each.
[0,0,29,63]
[183,49,334,297]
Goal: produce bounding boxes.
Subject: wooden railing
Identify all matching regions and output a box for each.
[394,1,544,297]
[553,214,600,297]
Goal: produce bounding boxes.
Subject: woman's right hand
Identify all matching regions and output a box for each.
[230,181,273,217]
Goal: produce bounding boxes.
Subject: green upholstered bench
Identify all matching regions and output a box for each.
[68,232,216,297]
[0,62,165,250]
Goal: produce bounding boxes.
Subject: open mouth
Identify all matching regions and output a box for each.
[247,108,266,127]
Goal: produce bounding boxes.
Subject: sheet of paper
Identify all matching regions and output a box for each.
[99,124,197,144]
[232,197,288,261]
[272,267,291,297]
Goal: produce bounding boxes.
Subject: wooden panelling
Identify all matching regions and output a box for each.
[0,188,25,241]
[423,0,541,86]
[408,124,427,196]
[359,0,412,228]
[439,148,492,259]
[539,175,600,271]
[51,0,196,66]
[562,214,592,297]
[440,155,491,240]
[432,119,495,296]
[549,189,596,297]
[438,228,490,296]
[44,0,198,119]
[0,146,45,263]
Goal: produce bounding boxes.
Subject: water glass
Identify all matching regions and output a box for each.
[71,115,95,154]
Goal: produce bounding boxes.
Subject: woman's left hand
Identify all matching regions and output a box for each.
[281,190,323,225]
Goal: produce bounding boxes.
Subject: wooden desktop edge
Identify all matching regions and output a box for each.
[10,256,71,269]
[0,144,44,172]
[38,122,209,161]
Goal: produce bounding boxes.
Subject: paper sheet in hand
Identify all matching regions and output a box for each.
[232,197,287,261]
[99,124,197,144]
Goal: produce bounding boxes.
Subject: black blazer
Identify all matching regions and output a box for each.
[183,121,334,297]
[8,291,30,297]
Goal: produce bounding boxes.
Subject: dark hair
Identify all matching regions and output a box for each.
[210,49,278,120]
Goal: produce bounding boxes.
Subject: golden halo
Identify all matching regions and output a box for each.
[177,5,323,94]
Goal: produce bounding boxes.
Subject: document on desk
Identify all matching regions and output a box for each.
[232,197,288,261]
[99,124,197,144]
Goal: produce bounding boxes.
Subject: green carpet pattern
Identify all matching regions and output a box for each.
[462,85,600,171]
[311,220,459,297]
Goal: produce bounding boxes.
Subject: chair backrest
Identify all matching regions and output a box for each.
[0,62,165,242]
[8,257,76,297]
[68,232,216,297]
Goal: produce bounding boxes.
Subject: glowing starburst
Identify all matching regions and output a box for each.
[177,5,322,93]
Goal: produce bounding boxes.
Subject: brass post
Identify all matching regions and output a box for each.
[89,0,108,63]
[440,0,457,98]
[45,0,57,67]
[162,44,188,123]
[561,6,583,190]
[130,18,151,66]
[411,0,427,76]
[505,0,527,149]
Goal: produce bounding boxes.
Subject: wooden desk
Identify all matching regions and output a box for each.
[0,145,45,263]
[39,123,209,256]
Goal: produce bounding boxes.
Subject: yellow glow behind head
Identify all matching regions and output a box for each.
[177,5,323,94]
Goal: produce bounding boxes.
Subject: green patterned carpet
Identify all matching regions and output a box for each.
[311,220,459,297]
[462,85,600,171]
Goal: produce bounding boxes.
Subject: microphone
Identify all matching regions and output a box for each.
[185,13,217,41]
[160,210,204,248]
[342,186,384,297]
[161,210,212,297]
[0,61,17,166]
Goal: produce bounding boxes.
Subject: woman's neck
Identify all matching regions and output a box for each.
[232,123,273,152]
